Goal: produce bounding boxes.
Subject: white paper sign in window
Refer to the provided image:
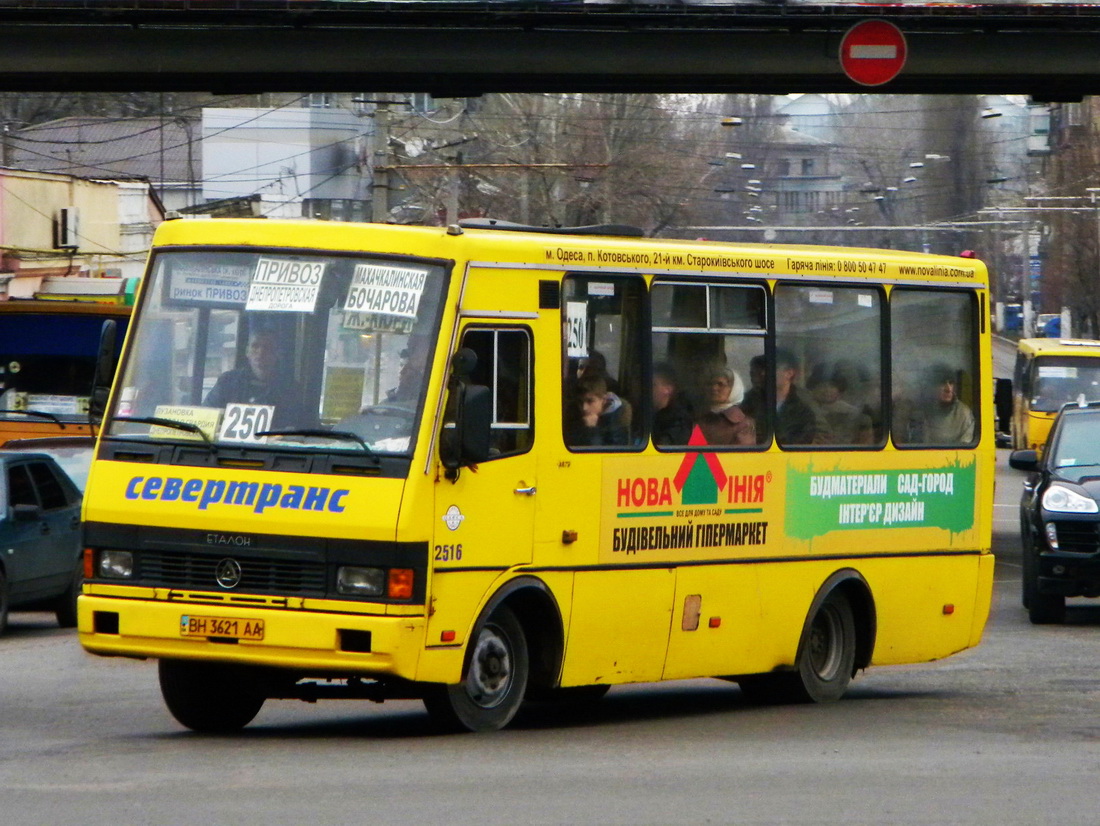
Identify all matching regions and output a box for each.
[218,403,274,444]
[566,301,589,358]
[344,263,427,320]
[245,258,326,312]
[168,262,252,305]
[1038,365,1077,379]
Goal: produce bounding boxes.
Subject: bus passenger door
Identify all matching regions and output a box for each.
[433,326,537,576]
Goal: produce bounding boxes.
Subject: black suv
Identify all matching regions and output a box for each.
[1011,402,1100,623]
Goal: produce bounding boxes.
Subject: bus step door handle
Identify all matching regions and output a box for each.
[514,485,537,496]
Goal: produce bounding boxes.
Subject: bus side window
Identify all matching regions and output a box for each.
[651,280,766,449]
[890,289,979,447]
[453,327,533,458]
[562,275,646,450]
[774,284,884,448]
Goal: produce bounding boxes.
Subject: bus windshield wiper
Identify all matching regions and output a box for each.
[0,409,65,428]
[1057,462,1100,470]
[255,428,377,458]
[110,415,215,449]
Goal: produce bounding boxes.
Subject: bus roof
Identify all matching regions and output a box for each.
[1016,338,1100,357]
[150,217,989,287]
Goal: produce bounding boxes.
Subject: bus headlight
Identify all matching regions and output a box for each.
[1042,484,1099,514]
[99,550,134,578]
[337,566,386,596]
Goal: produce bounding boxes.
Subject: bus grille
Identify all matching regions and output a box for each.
[1053,522,1100,555]
[140,552,327,595]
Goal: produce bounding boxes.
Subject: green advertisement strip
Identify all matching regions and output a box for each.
[785,458,977,540]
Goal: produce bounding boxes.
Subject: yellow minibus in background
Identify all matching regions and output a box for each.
[78,217,995,733]
[1011,338,1100,453]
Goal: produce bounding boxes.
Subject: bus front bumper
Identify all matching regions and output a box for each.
[77,593,428,679]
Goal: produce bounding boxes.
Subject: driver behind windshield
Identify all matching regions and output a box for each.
[204,326,309,428]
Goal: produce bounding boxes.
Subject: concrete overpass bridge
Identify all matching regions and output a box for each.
[0,1,1099,97]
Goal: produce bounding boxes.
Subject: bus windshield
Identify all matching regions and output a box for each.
[0,312,127,423]
[1031,356,1100,413]
[106,248,447,454]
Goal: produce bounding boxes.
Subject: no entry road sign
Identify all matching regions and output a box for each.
[839,20,908,87]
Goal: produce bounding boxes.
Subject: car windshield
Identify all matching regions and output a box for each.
[106,248,447,455]
[1049,413,1100,479]
[1031,356,1100,413]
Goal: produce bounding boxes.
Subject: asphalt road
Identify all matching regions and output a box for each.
[2,453,1098,825]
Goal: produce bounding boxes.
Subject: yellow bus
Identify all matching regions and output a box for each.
[78,218,994,733]
[1011,337,1100,453]
[0,288,131,444]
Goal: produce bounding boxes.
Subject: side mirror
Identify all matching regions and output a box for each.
[1009,449,1039,472]
[89,319,118,423]
[441,348,492,478]
[458,385,492,465]
[12,502,42,522]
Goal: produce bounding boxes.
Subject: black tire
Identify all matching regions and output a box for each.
[54,558,83,628]
[739,590,856,705]
[1022,539,1066,624]
[1029,591,1066,624]
[1021,536,1038,611]
[158,659,266,733]
[0,568,9,637]
[423,605,529,732]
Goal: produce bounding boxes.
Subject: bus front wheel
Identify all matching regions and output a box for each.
[158,659,266,733]
[423,605,529,732]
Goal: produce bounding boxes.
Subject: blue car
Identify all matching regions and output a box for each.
[0,447,85,634]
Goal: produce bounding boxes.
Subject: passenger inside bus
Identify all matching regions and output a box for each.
[567,373,630,447]
[204,326,310,428]
[651,363,694,447]
[774,348,828,446]
[808,362,873,445]
[696,367,755,446]
[894,363,975,445]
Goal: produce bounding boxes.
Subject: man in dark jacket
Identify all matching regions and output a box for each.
[204,327,308,428]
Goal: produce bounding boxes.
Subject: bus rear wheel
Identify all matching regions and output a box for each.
[423,605,529,732]
[158,659,266,733]
[739,590,856,704]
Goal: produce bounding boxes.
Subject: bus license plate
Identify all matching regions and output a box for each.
[180,615,265,641]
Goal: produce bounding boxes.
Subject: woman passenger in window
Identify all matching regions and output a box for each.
[697,367,756,446]
[652,363,694,447]
[568,374,630,447]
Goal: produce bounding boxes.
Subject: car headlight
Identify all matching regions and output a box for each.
[98,550,134,578]
[1042,484,1099,514]
[336,566,386,596]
